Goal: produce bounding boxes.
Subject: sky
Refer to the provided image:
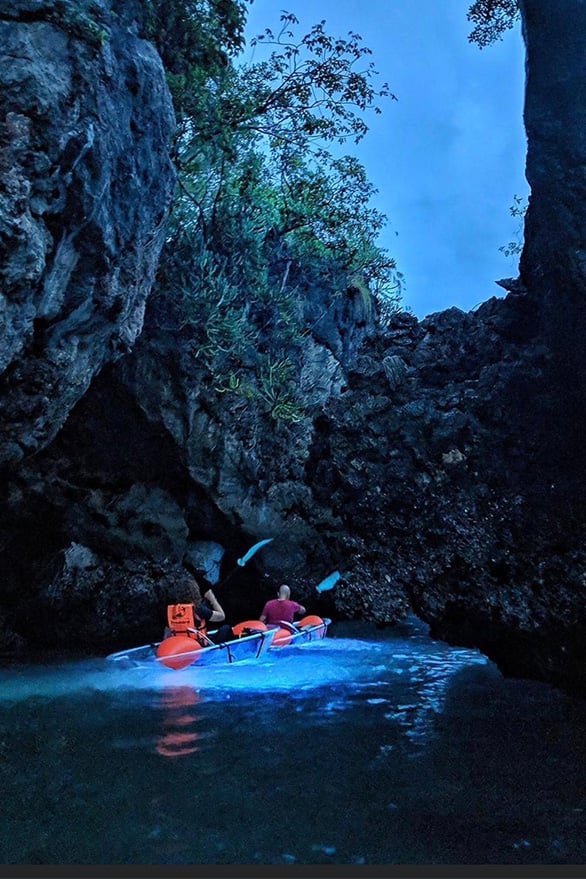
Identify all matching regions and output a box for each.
[242,0,529,318]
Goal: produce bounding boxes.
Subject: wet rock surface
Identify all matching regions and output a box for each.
[4,282,585,694]
[0,0,175,465]
[1,0,586,696]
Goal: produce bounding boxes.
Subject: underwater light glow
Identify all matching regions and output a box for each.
[0,635,488,707]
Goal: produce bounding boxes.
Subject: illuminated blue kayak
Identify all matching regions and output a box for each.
[231,614,331,649]
[106,615,330,671]
[107,627,277,671]
[268,615,331,649]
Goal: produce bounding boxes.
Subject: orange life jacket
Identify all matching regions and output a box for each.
[166,603,206,638]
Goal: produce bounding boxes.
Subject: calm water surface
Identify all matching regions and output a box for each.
[1,618,585,865]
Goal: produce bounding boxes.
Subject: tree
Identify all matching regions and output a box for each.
[148,6,401,420]
[170,10,398,286]
[142,0,247,120]
[467,0,520,48]
[232,13,396,149]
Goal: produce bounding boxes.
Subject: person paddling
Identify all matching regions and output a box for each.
[166,567,234,645]
[193,583,234,644]
[260,584,306,628]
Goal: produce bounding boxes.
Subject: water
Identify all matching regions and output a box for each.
[1,618,585,865]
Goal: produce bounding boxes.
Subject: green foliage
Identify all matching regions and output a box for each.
[237,13,396,149]
[142,0,247,119]
[257,357,305,423]
[156,220,308,419]
[45,1,111,48]
[499,193,527,259]
[147,4,401,421]
[467,0,520,48]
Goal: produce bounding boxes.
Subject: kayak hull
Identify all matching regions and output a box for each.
[106,627,276,670]
[106,617,331,670]
[270,617,331,649]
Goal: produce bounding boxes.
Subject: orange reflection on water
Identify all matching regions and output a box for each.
[155,685,203,759]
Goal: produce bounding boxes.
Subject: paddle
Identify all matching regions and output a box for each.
[206,537,275,591]
[315,570,341,593]
[237,538,274,567]
[277,620,300,633]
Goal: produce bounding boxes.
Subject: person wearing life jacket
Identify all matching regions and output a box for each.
[260,584,306,628]
[166,568,234,645]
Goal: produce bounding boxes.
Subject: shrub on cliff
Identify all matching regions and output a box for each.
[144,4,402,419]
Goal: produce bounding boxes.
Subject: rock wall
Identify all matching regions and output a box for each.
[1,1,586,696]
[0,0,175,465]
[520,0,586,312]
[8,275,586,693]
[364,301,586,696]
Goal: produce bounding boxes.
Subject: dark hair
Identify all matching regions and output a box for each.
[184,559,199,577]
[178,578,202,606]
[184,560,213,593]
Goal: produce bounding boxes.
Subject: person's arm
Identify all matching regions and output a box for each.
[202,588,225,623]
[295,602,306,616]
[259,603,268,623]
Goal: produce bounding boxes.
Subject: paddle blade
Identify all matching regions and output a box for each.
[316,571,341,593]
[237,538,273,567]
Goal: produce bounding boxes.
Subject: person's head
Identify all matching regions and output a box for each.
[184,580,202,606]
[278,584,291,600]
[181,562,202,605]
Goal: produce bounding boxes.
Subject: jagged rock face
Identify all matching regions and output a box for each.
[2,1,586,698]
[0,0,175,466]
[4,279,372,620]
[354,302,586,696]
[0,265,402,646]
[519,0,586,457]
[520,0,586,310]
[3,277,586,694]
[21,542,203,651]
[115,322,346,579]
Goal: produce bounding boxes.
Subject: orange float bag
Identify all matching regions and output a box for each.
[298,615,324,629]
[156,636,204,670]
[272,627,292,648]
[232,620,268,638]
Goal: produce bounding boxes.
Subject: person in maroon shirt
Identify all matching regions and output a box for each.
[260,584,306,628]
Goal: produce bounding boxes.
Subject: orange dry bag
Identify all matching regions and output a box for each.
[271,627,292,648]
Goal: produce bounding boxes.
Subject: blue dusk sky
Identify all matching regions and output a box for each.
[242,0,529,318]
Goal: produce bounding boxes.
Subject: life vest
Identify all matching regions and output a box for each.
[166,603,206,639]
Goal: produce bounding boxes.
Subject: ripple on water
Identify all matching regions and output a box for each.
[0,634,490,706]
[2,621,586,865]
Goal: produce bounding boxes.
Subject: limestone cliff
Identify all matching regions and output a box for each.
[0,0,175,465]
[1,0,586,697]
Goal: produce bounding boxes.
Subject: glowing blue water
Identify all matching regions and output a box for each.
[1,619,585,865]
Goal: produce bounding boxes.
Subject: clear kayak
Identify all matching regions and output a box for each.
[106,627,275,670]
[106,615,331,671]
[268,615,331,649]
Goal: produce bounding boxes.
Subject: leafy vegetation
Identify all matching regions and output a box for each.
[467,0,520,49]
[144,3,401,421]
[467,3,525,261]
[142,0,248,120]
[499,194,527,260]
